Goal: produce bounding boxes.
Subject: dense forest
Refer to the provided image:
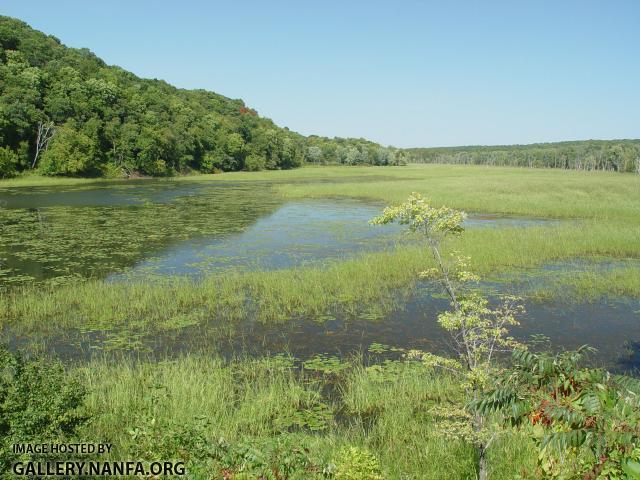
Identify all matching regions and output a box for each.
[0,16,405,178]
[405,140,640,173]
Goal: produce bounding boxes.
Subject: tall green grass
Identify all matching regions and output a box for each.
[76,355,536,479]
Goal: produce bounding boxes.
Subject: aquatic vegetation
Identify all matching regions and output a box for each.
[76,353,534,479]
[526,264,640,302]
[0,182,281,286]
[0,165,638,365]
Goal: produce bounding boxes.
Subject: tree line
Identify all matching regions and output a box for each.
[0,16,405,179]
[405,140,640,173]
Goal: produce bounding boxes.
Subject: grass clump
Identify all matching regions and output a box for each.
[528,265,640,302]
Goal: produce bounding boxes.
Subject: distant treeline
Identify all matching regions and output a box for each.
[404,140,640,173]
[0,16,406,179]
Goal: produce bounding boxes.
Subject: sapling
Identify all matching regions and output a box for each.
[371,192,523,480]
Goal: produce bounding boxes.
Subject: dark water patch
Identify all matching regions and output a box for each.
[8,281,638,372]
[0,179,215,208]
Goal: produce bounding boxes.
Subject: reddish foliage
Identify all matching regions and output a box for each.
[239,106,258,116]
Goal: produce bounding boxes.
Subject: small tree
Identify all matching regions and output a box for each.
[307,146,323,165]
[371,192,522,479]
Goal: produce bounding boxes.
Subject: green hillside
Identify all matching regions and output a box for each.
[0,16,397,178]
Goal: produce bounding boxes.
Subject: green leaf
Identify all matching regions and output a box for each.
[621,458,640,479]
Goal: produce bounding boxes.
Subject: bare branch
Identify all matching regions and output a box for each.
[32,121,55,169]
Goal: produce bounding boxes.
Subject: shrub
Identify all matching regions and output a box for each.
[477,347,640,478]
[244,153,267,171]
[0,347,88,476]
[334,446,383,480]
[128,415,327,479]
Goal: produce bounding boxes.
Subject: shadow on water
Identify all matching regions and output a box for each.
[0,179,213,208]
[617,341,640,373]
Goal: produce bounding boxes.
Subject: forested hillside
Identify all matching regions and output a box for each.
[405,140,640,173]
[2,16,637,179]
[0,16,403,178]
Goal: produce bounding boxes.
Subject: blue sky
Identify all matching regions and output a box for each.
[3,1,639,147]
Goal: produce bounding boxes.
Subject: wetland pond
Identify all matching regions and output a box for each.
[1,179,638,370]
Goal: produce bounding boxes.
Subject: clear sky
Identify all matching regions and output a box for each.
[3,1,639,147]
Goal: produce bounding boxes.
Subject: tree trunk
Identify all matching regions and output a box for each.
[478,448,488,480]
[32,121,55,169]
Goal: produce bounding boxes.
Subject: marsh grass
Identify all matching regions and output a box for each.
[202,165,640,221]
[527,265,640,302]
[3,220,638,348]
[76,354,536,479]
